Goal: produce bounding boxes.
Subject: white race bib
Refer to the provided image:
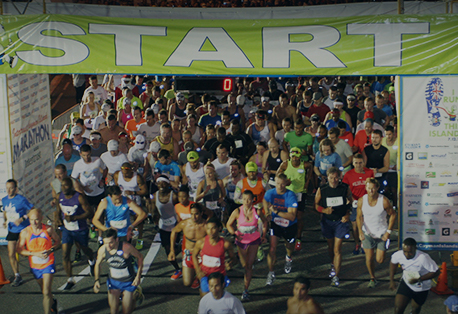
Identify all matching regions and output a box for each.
[297,169,304,174]
[110,267,129,279]
[326,196,344,207]
[32,256,50,265]
[274,217,289,228]
[268,179,276,186]
[206,201,218,210]
[375,172,382,178]
[352,200,358,208]
[202,255,221,268]
[235,140,243,149]
[295,193,302,202]
[110,219,127,229]
[161,216,176,226]
[63,220,80,231]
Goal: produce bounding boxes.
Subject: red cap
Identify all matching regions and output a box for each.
[364,111,374,120]
[122,75,131,79]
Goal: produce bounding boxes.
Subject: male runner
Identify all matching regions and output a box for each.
[287,276,325,314]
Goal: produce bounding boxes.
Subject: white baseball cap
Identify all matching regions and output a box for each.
[107,140,119,151]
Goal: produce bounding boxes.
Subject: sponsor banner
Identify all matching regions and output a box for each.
[8,74,54,218]
[0,74,13,245]
[400,75,458,249]
[0,14,458,75]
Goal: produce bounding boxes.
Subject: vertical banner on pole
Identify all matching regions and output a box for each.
[400,75,458,250]
[0,74,14,245]
[8,74,54,218]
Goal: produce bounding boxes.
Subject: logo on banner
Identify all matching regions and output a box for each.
[443,228,451,236]
[406,228,418,235]
[431,153,447,159]
[425,77,444,127]
[423,211,439,215]
[440,171,452,178]
[426,172,436,178]
[405,152,413,160]
[432,183,446,187]
[405,143,421,149]
[427,193,443,198]
[406,173,420,178]
[407,201,421,207]
[421,181,429,189]
[445,209,452,217]
[418,152,428,160]
[405,182,418,189]
[425,229,436,235]
[408,210,418,217]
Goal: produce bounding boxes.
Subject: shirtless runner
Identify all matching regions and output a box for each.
[287,276,324,314]
[168,203,207,289]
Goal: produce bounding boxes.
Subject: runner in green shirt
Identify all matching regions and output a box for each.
[283,118,313,162]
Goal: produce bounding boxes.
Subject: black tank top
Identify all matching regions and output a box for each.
[105,241,136,282]
[266,150,283,180]
[364,145,388,169]
[319,182,350,221]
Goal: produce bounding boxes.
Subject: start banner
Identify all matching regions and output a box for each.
[0,14,458,75]
[399,75,458,250]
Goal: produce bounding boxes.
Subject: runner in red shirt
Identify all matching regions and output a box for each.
[342,154,374,255]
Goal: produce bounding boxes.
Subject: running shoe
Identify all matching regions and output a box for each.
[171,269,182,280]
[285,256,292,274]
[11,275,23,287]
[257,247,265,262]
[331,276,340,287]
[89,260,95,277]
[135,286,145,306]
[295,239,302,252]
[241,290,251,302]
[265,271,275,286]
[135,239,144,250]
[73,249,82,263]
[329,264,336,278]
[147,215,154,225]
[89,228,97,239]
[63,281,75,291]
[51,298,58,313]
[368,279,378,288]
[352,245,361,256]
[360,247,365,255]
[191,277,200,289]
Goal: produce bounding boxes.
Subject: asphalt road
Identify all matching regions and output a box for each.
[0,202,454,314]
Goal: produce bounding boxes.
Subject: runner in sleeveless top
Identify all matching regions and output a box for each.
[263,174,298,286]
[151,175,182,280]
[357,177,396,288]
[193,216,237,297]
[17,209,61,314]
[227,190,267,302]
[262,138,288,188]
[94,229,144,314]
[153,123,179,161]
[277,147,312,252]
[247,110,276,145]
[114,162,148,250]
[196,164,226,221]
[169,92,187,125]
[56,178,95,291]
[168,203,207,289]
[249,142,267,179]
[182,151,206,201]
[223,160,245,225]
[175,185,195,222]
[92,185,146,243]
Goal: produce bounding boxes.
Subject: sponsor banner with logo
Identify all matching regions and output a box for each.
[400,75,458,250]
[0,74,14,245]
[1,14,458,75]
[8,74,54,223]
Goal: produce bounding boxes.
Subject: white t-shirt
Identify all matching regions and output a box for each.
[93,115,106,131]
[334,139,353,168]
[100,152,129,175]
[83,86,108,105]
[137,122,161,146]
[71,157,106,197]
[391,249,438,292]
[275,129,286,146]
[198,291,246,314]
[212,157,234,181]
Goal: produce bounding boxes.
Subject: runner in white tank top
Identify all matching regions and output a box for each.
[185,162,205,201]
[356,177,396,288]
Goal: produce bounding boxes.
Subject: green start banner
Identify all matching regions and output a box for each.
[0,14,457,75]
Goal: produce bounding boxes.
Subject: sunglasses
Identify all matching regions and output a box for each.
[118,134,129,138]
[136,141,145,145]
[257,115,266,120]
[121,166,132,170]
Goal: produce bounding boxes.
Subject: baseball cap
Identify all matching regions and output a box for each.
[310,114,320,122]
[290,147,302,157]
[364,111,375,120]
[101,103,111,112]
[187,151,199,162]
[71,125,82,135]
[445,295,458,312]
[245,161,258,173]
[70,112,80,121]
[333,101,344,107]
[176,92,185,100]
[148,141,161,153]
[123,98,131,106]
[62,139,72,146]
[122,75,131,81]
[184,141,194,152]
[236,95,245,106]
[312,92,322,101]
[107,140,119,151]
[347,95,356,101]
[164,89,176,100]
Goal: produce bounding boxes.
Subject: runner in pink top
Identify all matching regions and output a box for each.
[227,190,267,302]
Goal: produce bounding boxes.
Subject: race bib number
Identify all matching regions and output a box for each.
[326,196,344,207]
[206,201,218,210]
[110,267,129,279]
[274,217,289,228]
[110,219,127,229]
[32,256,50,265]
[374,172,382,178]
[297,169,304,174]
[268,179,276,186]
[235,140,243,149]
[63,220,80,231]
[161,216,176,226]
[296,193,302,202]
[320,161,332,171]
[6,211,20,222]
[202,255,221,268]
[352,200,358,208]
[61,205,77,216]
